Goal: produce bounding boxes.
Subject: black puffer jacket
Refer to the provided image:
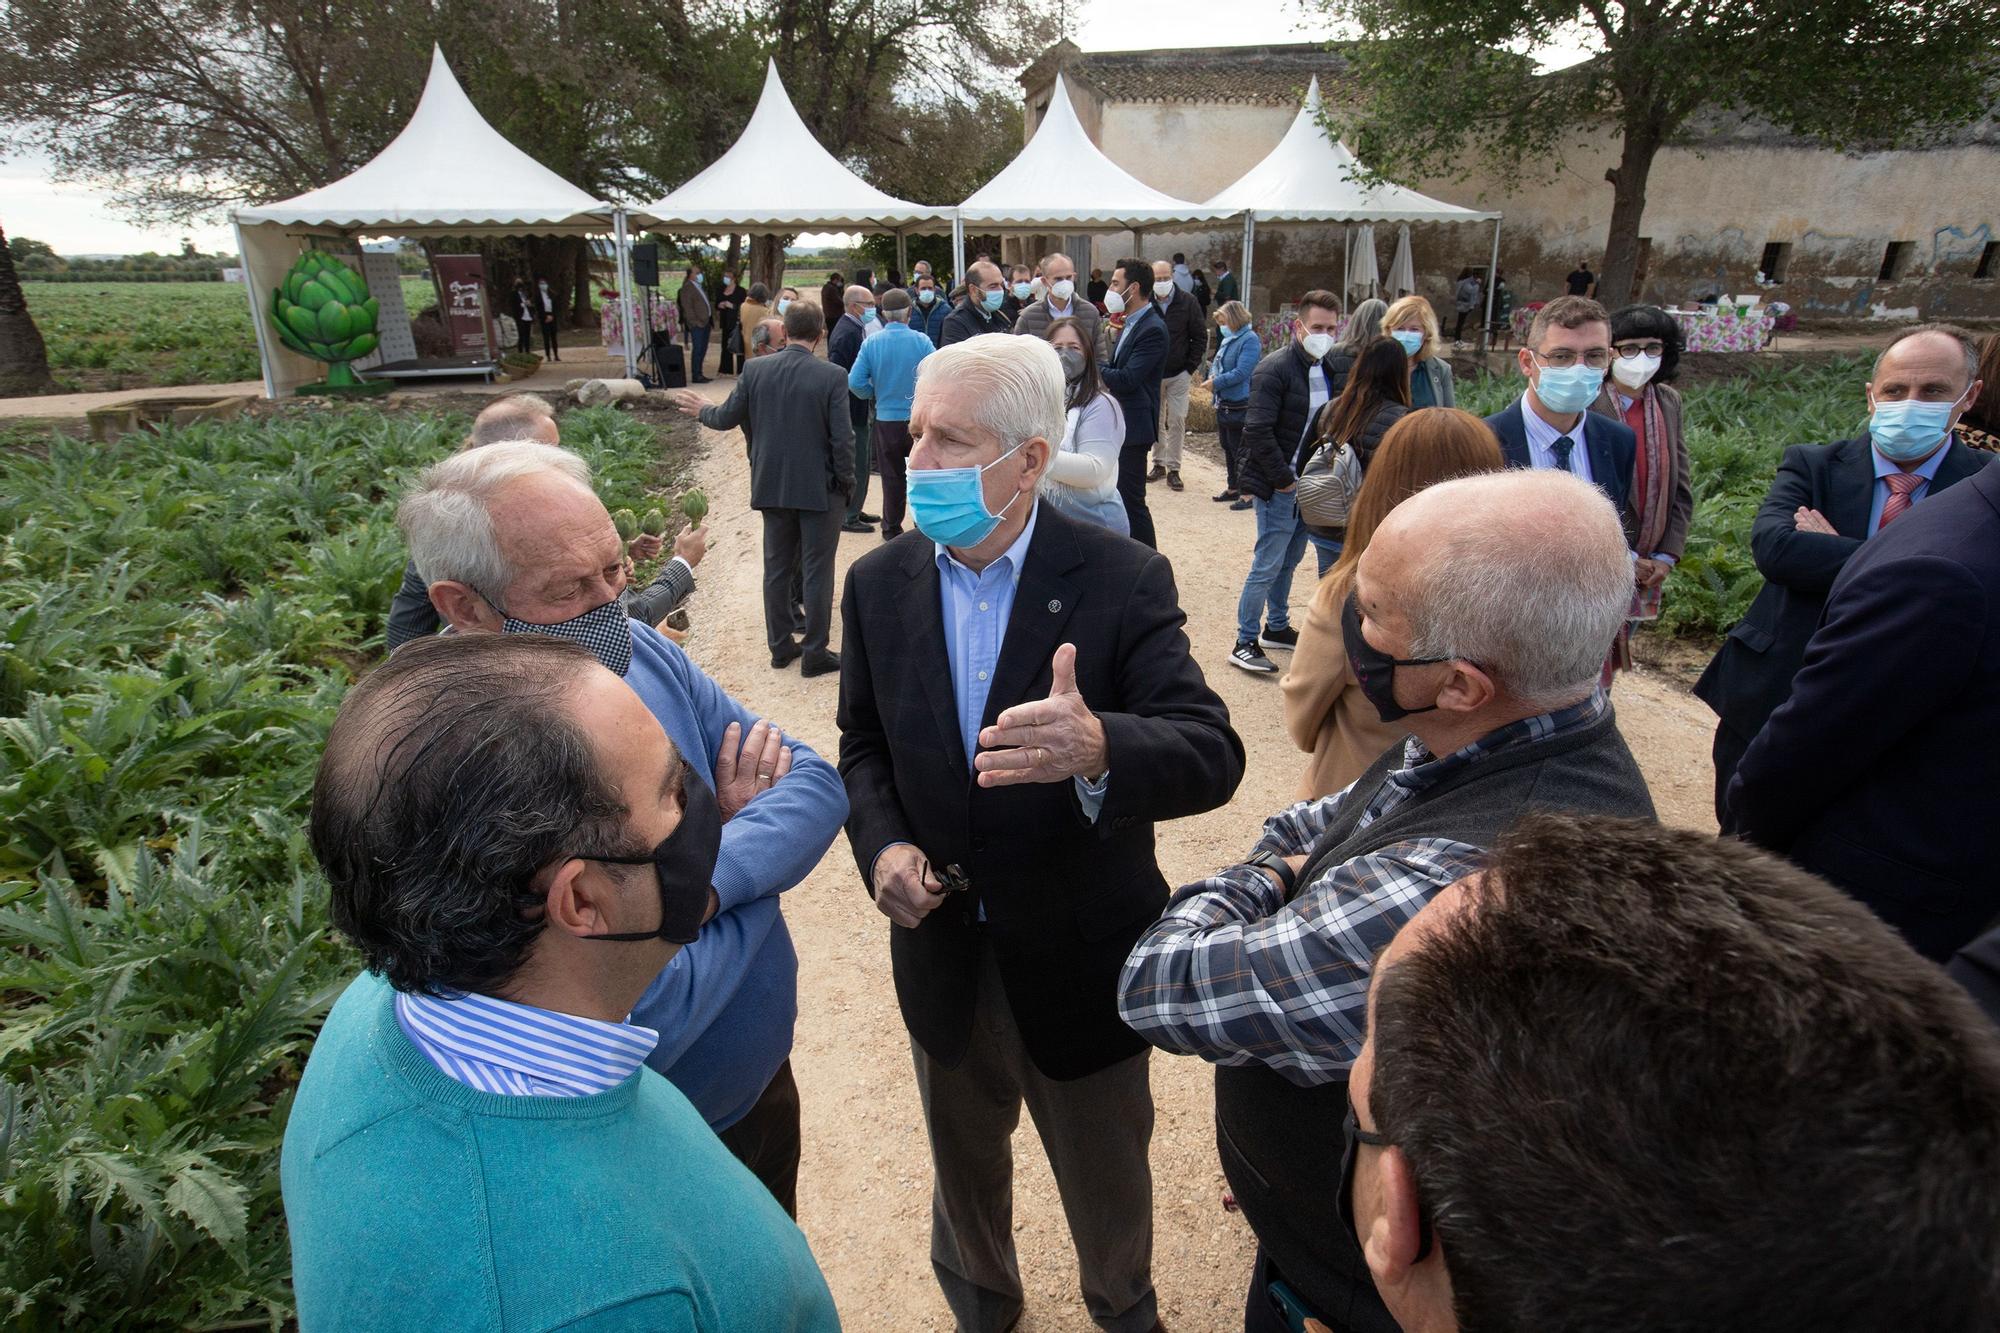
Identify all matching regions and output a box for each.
[1237,342,1339,501]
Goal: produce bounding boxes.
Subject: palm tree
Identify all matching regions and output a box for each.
[0,220,55,395]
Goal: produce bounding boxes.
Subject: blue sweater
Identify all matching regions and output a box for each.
[847,321,932,422]
[1208,329,1262,405]
[621,622,847,1129]
[283,973,842,1332]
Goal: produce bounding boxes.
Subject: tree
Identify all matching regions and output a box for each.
[0,220,55,395]
[8,235,56,264]
[1311,0,1999,307]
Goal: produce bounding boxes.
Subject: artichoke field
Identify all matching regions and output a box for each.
[270,252,381,387]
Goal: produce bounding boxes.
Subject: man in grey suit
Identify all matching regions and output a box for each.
[674,302,854,677]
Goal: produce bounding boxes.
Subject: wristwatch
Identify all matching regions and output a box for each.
[1243,850,1296,897]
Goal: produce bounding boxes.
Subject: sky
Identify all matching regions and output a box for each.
[0,0,1576,257]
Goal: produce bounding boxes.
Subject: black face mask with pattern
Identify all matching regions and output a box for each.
[1341,592,1451,725]
[493,595,634,679]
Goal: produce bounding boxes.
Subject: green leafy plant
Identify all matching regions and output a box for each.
[270,253,380,388]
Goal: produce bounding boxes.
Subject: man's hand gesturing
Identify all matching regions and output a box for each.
[873,843,947,928]
[713,719,791,821]
[973,643,1107,787]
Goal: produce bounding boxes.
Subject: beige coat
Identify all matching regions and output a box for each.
[1280,577,1410,801]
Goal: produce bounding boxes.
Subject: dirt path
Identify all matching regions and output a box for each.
[670,382,1718,1331]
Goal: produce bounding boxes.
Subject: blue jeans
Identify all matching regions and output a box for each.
[1237,491,1310,645]
[1309,533,1343,577]
[688,325,710,379]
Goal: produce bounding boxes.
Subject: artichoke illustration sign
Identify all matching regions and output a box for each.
[271,252,381,387]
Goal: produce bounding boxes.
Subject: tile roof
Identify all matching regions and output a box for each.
[1023,41,1352,107]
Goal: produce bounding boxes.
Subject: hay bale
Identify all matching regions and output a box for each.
[1186,379,1217,434]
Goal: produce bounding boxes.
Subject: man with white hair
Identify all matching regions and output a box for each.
[395,440,848,1216]
[838,333,1244,1333]
[1119,469,1656,1333]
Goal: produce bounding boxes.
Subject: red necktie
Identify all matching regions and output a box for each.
[1879,471,1923,530]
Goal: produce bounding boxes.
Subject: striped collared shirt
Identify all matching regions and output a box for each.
[394,987,660,1098]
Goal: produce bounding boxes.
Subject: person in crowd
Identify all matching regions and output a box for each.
[818,272,844,327]
[752,317,787,358]
[839,333,1244,1333]
[391,443,846,1217]
[1213,258,1240,306]
[715,268,745,376]
[1695,323,1991,819]
[1382,296,1456,409]
[510,279,536,355]
[534,272,561,362]
[1190,267,1212,317]
[1346,814,2000,1333]
[882,266,903,295]
[1002,263,1035,322]
[943,260,1013,345]
[1726,333,1994,962]
[1301,336,1413,575]
[908,258,935,296]
[676,264,712,383]
[1962,332,2000,448]
[1486,271,1515,347]
[853,267,876,299]
[1040,316,1129,535]
[1281,409,1504,799]
[829,284,882,535]
[1230,289,1345,674]
[1098,258,1169,549]
[383,396,698,652]
[1012,251,1100,344]
[1170,252,1194,295]
[1146,259,1208,494]
[740,281,772,344]
[1484,297,1638,550]
[778,285,799,315]
[1322,297,1378,398]
[1450,268,1481,345]
[1565,259,1596,297]
[1087,267,1108,306]
[1119,469,1651,1333]
[848,288,932,541]
[912,271,950,346]
[1591,304,1693,672]
[1203,300,1261,508]
[673,302,853,677]
[284,634,842,1331]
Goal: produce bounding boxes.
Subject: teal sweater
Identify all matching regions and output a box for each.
[282,973,841,1332]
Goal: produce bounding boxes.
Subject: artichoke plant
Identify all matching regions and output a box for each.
[271,251,381,387]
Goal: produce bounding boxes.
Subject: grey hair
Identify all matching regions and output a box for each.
[397,440,594,593]
[915,333,1067,456]
[1397,470,1632,710]
[468,393,556,447]
[1039,251,1072,273]
[1343,299,1389,348]
[1872,322,1979,388]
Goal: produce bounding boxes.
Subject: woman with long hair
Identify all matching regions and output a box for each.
[1281,408,1506,798]
[1382,295,1457,408]
[1322,297,1386,397]
[1302,335,1413,573]
[1040,315,1129,534]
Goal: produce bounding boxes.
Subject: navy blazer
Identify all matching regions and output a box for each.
[1484,397,1639,542]
[1726,461,2000,962]
[1100,305,1168,451]
[1694,435,1990,752]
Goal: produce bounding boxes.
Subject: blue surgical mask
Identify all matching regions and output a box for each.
[862,308,878,325]
[1870,395,1961,462]
[1012,282,1033,301]
[1391,330,1424,357]
[907,440,1027,548]
[1533,362,1605,415]
[918,289,936,305]
[981,287,1006,313]
[778,298,792,314]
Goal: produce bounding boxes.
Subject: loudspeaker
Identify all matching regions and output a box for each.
[632,243,660,288]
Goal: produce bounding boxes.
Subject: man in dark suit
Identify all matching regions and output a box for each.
[941,260,1013,345]
[1696,324,1992,820]
[827,284,880,534]
[839,333,1243,1333]
[1098,257,1169,549]
[1726,327,1994,961]
[1147,258,1208,492]
[673,302,852,677]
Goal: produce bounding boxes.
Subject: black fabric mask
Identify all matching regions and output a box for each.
[1339,1095,1434,1263]
[577,769,721,945]
[1342,592,1450,725]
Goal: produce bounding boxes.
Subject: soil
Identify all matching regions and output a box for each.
[663,376,1723,1331]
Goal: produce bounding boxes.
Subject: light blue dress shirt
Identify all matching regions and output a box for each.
[395,988,658,1098]
[1866,436,1953,534]
[1519,391,1595,484]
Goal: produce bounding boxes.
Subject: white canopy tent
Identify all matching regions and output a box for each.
[955,74,1231,274]
[638,59,951,271]
[232,46,636,397]
[1204,77,1503,341]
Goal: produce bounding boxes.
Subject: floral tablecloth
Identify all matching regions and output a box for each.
[1669,305,1778,353]
[600,295,678,353]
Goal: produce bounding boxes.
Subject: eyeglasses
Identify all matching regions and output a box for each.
[1614,340,1666,359]
[1530,347,1613,370]
[921,859,971,895]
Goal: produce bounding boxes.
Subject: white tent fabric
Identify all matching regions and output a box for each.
[232,46,631,397]
[1387,225,1415,297]
[958,74,1229,232]
[639,60,948,232]
[1346,224,1379,300]
[1204,78,1498,225]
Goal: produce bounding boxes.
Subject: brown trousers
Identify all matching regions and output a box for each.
[717,1058,802,1218]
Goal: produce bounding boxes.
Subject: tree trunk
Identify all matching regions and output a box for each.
[748,234,790,293]
[567,236,595,328]
[0,221,56,395]
[1596,123,1662,309]
[723,234,742,275]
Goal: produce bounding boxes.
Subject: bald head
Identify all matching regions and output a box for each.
[844,285,875,318]
[468,394,559,448]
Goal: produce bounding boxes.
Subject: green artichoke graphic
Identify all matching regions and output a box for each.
[272,251,382,387]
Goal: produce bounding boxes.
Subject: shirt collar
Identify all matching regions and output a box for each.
[396,987,659,1098]
[1519,391,1588,452]
[1872,437,1954,482]
[1046,295,1074,316]
[935,497,1039,583]
[1393,688,1610,792]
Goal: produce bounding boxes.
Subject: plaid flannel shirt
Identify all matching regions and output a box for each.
[1118,691,1609,1085]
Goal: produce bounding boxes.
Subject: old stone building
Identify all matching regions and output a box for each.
[1014,41,2000,322]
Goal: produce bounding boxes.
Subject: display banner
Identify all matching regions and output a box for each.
[433,255,495,357]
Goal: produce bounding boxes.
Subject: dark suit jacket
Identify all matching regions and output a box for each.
[1485,397,1639,543]
[827,313,865,372]
[940,300,1012,346]
[1156,287,1205,378]
[837,505,1245,1080]
[1727,462,2000,961]
[1694,435,1990,745]
[1099,304,1168,452]
[698,344,853,512]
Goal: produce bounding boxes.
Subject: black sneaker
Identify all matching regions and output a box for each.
[1230,497,1254,510]
[771,640,802,668]
[1230,641,1277,674]
[1213,489,1240,503]
[1259,626,1300,651]
[841,519,875,534]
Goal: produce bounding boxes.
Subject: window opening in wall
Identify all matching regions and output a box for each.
[1976,242,1999,281]
[1878,241,1914,282]
[1758,241,1793,284]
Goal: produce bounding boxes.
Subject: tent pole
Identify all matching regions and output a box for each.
[1481,216,1501,354]
[233,219,280,400]
[1241,212,1255,313]
[952,210,965,290]
[614,209,638,381]
[896,228,908,278]
[1344,226,1351,308]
